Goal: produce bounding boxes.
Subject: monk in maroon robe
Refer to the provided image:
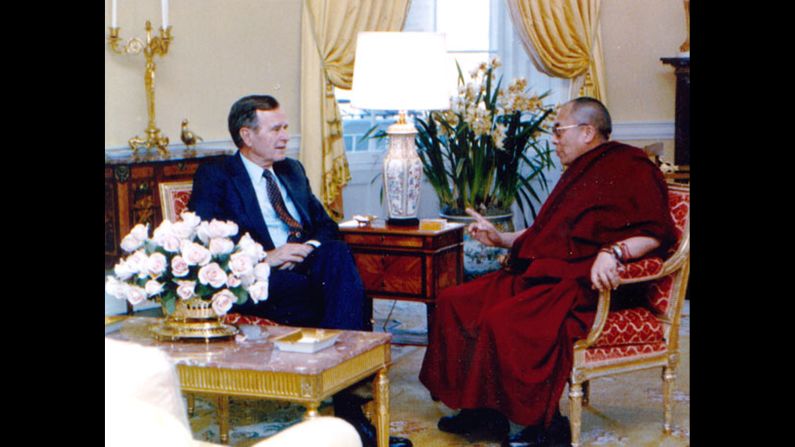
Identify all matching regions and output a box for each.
[419,97,677,447]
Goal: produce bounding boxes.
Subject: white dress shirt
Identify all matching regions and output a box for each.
[240,154,303,248]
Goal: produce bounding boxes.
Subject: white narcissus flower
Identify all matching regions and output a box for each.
[211,289,237,316]
[181,241,212,266]
[146,252,168,278]
[228,252,254,277]
[126,285,147,305]
[175,280,196,300]
[145,279,164,297]
[254,262,271,282]
[198,262,227,288]
[247,281,269,303]
[209,238,235,256]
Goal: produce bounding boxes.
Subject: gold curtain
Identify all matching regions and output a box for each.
[505,0,606,103]
[300,0,411,221]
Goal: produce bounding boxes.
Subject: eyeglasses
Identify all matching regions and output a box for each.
[551,123,588,138]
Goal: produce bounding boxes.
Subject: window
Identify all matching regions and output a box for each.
[338,0,568,152]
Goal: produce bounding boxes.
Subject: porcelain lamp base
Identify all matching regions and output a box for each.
[383,118,422,224]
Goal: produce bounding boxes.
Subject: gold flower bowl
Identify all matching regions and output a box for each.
[150,297,239,342]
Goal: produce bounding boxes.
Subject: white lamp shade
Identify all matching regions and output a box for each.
[351,32,451,111]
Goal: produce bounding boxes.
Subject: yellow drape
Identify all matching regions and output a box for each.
[506,0,606,103]
[300,0,411,221]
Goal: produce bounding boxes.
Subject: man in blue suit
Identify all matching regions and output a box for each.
[188,95,411,447]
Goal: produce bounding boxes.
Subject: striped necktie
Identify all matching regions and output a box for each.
[262,170,303,242]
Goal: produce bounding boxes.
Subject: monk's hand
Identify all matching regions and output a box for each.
[267,243,315,270]
[591,251,622,292]
[465,208,504,247]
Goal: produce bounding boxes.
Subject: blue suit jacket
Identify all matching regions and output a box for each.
[187,151,339,250]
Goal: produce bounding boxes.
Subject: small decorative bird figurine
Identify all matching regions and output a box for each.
[180,119,203,150]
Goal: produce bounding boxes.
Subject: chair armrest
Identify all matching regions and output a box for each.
[574,247,690,351]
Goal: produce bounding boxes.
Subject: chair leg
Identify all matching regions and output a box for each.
[568,382,583,447]
[662,365,676,434]
[582,380,590,406]
[186,393,195,417]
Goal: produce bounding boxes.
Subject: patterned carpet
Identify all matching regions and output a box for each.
[188,299,690,446]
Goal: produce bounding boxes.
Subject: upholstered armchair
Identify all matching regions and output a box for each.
[158,180,194,223]
[567,183,690,447]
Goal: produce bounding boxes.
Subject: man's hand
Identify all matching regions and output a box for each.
[266,243,315,270]
[590,251,623,292]
[465,208,507,248]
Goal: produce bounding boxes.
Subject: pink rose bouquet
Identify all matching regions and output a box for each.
[105,211,270,316]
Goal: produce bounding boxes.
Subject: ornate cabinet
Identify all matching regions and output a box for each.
[105,148,234,269]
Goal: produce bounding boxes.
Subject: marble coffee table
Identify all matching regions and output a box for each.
[107,317,393,446]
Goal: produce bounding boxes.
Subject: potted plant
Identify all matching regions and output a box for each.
[414,57,556,277]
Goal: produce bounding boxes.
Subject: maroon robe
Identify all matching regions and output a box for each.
[419,141,677,428]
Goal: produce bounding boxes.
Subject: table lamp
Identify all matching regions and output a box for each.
[351,32,450,226]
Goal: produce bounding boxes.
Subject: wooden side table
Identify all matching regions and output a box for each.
[339,220,465,343]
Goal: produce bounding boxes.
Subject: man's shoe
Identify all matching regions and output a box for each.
[333,393,412,447]
[438,408,510,439]
[347,414,412,447]
[501,412,571,447]
[501,424,546,447]
[546,412,571,446]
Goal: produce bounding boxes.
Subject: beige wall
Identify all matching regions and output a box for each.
[601,0,686,122]
[601,0,687,161]
[105,0,301,149]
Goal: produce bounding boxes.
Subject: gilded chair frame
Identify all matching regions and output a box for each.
[567,183,690,447]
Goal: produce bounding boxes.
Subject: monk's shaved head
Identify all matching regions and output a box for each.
[561,97,612,140]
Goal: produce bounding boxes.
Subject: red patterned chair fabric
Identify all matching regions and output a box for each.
[587,186,689,353]
[223,312,279,327]
[171,191,191,218]
[618,257,664,280]
[591,307,663,348]
[159,181,194,223]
